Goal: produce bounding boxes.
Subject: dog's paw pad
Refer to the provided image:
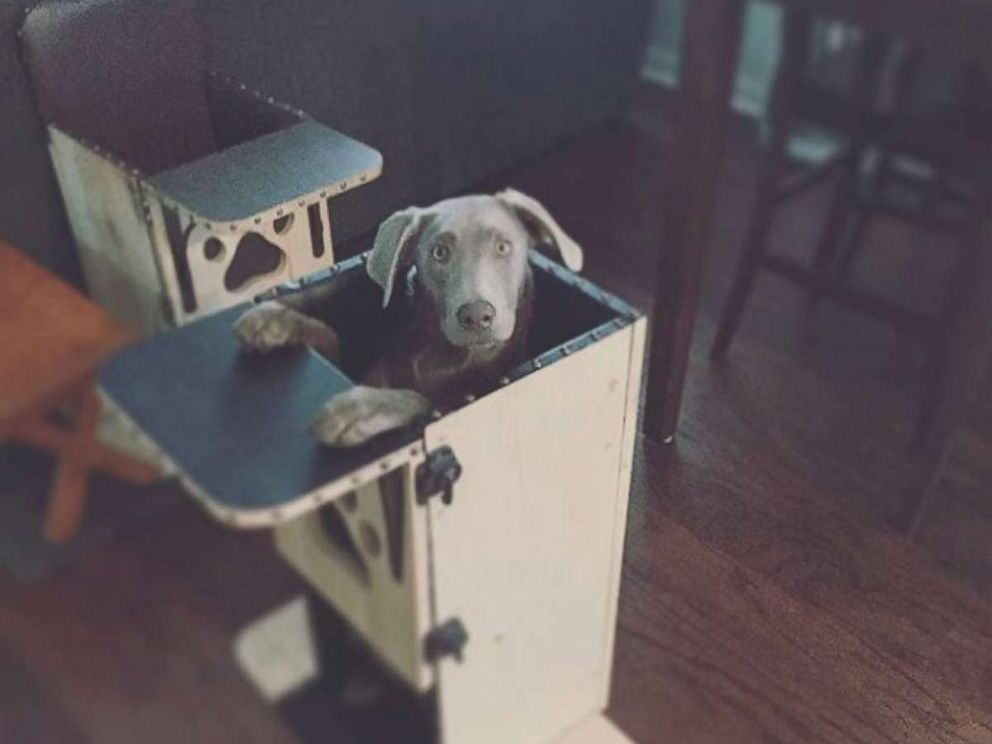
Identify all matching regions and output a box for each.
[310,398,361,447]
[235,302,305,351]
[310,387,430,448]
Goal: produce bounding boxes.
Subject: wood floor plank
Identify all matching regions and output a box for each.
[612,495,992,744]
[0,639,85,744]
[652,421,992,689]
[0,504,297,744]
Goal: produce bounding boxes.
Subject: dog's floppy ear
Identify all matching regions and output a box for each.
[496,188,583,272]
[368,207,428,306]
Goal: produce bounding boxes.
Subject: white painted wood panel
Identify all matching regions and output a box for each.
[49,128,165,332]
[274,458,435,691]
[424,326,636,744]
[597,317,646,708]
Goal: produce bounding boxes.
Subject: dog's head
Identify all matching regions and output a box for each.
[367,189,583,350]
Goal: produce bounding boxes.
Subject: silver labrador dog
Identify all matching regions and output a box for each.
[234,189,583,447]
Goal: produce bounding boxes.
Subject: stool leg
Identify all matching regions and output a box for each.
[834,153,892,280]
[834,204,873,278]
[710,139,788,357]
[43,383,101,543]
[712,9,811,358]
[902,437,952,537]
[901,160,992,534]
[810,149,864,278]
[811,36,890,281]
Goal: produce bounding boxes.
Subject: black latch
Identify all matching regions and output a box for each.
[416,446,462,506]
[424,618,469,663]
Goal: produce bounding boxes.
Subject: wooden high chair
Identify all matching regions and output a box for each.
[0,243,159,543]
[20,0,381,335]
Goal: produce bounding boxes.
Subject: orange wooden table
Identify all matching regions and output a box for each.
[0,242,158,542]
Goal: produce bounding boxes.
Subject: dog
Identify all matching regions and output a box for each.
[234,188,583,447]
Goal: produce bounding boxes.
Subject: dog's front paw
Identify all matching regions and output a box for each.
[234,301,308,352]
[310,386,431,447]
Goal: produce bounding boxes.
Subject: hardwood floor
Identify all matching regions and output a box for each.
[1,86,990,743]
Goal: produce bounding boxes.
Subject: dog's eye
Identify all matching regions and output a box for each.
[495,240,512,256]
[431,244,451,262]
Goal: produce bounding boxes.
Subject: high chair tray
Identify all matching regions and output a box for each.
[98,303,418,525]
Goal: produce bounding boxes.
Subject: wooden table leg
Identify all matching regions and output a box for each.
[643,0,746,442]
[900,156,992,535]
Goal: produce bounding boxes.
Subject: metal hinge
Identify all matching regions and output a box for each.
[424,618,469,663]
[415,446,462,506]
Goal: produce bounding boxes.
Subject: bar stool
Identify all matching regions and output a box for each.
[710,11,992,532]
[0,243,159,543]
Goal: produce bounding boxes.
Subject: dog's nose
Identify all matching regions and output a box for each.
[457,300,495,331]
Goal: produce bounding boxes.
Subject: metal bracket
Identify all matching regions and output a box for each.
[416,445,462,506]
[424,618,469,663]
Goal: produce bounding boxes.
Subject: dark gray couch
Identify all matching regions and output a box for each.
[1,0,651,282]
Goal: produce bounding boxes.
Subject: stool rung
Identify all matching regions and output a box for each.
[775,150,851,204]
[759,254,933,334]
